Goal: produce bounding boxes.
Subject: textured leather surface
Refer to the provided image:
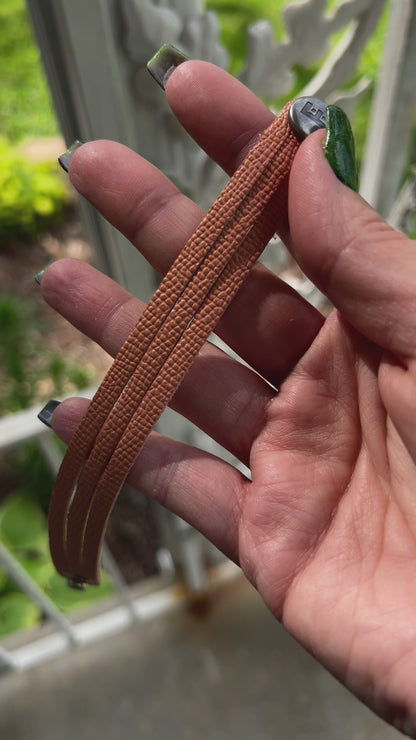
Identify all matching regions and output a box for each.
[48,102,300,584]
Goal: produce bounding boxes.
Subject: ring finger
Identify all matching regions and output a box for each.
[42,259,274,467]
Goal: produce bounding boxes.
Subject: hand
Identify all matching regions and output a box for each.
[40,61,416,735]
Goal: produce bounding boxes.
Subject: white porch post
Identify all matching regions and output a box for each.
[360,0,416,215]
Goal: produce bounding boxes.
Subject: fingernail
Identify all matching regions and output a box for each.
[58,140,84,173]
[324,105,359,192]
[38,400,60,428]
[147,43,189,90]
[34,261,54,285]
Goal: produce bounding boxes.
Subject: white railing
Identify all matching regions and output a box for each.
[0,393,235,672]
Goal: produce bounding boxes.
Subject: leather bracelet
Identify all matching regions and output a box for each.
[48,96,328,587]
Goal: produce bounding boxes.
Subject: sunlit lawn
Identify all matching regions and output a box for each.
[0,0,58,141]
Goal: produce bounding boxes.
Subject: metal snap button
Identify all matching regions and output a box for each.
[288,97,327,139]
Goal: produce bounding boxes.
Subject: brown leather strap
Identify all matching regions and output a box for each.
[48,101,300,585]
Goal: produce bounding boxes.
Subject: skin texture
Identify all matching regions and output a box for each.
[40,62,416,736]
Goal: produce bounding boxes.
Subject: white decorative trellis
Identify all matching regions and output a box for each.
[25,0,416,223]
[117,0,390,204]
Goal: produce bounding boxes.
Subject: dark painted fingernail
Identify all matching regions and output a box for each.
[34,269,45,285]
[37,400,60,428]
[58,140,84,173]
[147,43,189,90]
[324,105,359,192]
[34,261,54,285]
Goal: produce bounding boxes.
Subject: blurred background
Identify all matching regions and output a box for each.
[0,1,414,737]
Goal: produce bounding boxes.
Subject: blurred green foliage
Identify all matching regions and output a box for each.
[206,0,287,74]
[0,293,112,637]
[207,0,387,79]
[0,491,113,637]
[0,139,69,245]
[0,0,58,142]
[0,294,94,415]
[0,2,69,245]
[0,2,112,639]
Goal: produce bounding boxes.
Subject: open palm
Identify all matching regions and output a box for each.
[42,62,416,735]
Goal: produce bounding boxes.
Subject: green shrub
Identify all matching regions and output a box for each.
[0,138,69,245]
[0,293,94,415]
[0,492,114,637]
[0,294,36,412]
[0,292,115,637]
[0,592,41,636]
[0,0,58,142]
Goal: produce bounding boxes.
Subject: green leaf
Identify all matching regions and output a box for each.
[18,555,55,590]
[0,592,41,637]
[0,492,48,553]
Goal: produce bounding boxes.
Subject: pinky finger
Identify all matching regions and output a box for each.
[51,397,246,563]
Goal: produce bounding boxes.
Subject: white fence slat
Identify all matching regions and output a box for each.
[0,541,78,647]
[360,0,416,214]
[0,645,17,672]
[0,387,96,451]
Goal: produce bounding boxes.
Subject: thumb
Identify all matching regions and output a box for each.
[288,130,416,363]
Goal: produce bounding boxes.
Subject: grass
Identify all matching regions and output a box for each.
[0,0,58,142]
